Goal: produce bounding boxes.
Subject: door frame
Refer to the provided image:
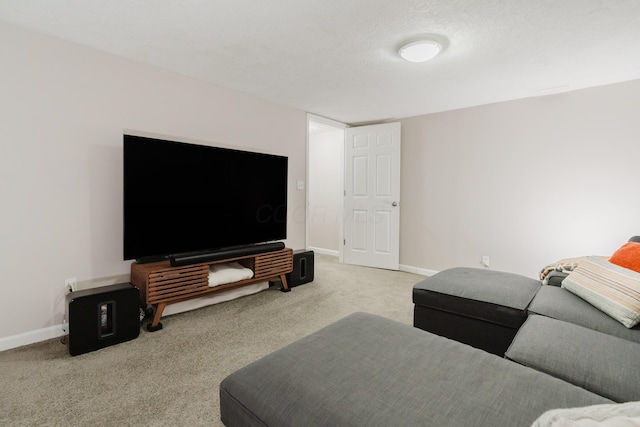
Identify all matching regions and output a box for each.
[306,114,348,260]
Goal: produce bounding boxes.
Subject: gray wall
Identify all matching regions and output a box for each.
[0,22,306,343]
[399,79,640,276]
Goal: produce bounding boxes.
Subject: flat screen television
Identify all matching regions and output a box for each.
[123,134,288,262]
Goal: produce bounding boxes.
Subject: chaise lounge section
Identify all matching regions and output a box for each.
[220,312,610,427]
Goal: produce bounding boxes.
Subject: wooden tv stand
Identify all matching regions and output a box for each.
[131,247,293,331]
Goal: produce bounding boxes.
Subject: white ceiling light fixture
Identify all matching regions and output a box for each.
[398,40,442,63]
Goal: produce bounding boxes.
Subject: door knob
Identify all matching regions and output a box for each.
[392,201,398,207]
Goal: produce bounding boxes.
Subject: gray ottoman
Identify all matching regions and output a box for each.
[413,267,541,355]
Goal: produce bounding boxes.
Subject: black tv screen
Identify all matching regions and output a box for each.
[123,135,288,261]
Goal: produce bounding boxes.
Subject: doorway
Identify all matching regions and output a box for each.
[306,116,401,270]
[306,115,346,258]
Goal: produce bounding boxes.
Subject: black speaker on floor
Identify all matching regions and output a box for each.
[288,250,314,287]
[65,283,141,356]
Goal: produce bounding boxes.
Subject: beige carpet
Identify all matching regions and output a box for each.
[0,254,424,426]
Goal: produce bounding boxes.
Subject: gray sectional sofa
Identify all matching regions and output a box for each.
[220,240,640,426]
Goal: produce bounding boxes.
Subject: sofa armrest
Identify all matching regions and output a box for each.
[505,315,640,402]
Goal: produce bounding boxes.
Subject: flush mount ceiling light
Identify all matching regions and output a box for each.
[398,40,442,63]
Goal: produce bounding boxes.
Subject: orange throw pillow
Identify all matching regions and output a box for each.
[609,242,640,274]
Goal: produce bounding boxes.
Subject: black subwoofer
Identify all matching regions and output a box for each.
[288,250,314,287]
[65,283,141,356]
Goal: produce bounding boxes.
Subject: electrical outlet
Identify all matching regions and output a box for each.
[481,256,490,268]
[64,277,77,293]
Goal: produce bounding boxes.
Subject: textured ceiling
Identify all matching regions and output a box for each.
[1,0,639,124]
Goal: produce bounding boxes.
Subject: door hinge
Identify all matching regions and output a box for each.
[344,239,346,246]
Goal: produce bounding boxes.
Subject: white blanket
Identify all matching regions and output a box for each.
[208,262,254,287]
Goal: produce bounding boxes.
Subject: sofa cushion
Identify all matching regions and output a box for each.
[609,242,640,273]
[220,313,609,427]
[528,285,640,344]
[561,256,640,328]
[544,271,568,287]
[505,315,640,402]
[412,267,541,328]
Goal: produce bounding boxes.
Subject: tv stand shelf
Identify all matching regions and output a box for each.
[131,247,293,331]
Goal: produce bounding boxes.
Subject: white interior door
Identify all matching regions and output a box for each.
[343,122,401,270]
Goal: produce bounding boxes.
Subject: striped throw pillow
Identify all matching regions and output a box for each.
[561,256,640,328]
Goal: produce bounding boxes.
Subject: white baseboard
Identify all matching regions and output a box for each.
[399,264,438,277]
[0,325,65,353]
[308,246,437,276]
[307,246,339,257]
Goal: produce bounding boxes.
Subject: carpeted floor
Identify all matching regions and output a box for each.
[0,254,425,426]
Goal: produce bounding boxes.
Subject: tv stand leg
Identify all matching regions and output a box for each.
[146,303,166,332]
[146,322,163,332]
[279,274,291,293]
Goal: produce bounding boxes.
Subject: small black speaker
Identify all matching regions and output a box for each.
[65,283,141,356]
[288,250,314,287]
